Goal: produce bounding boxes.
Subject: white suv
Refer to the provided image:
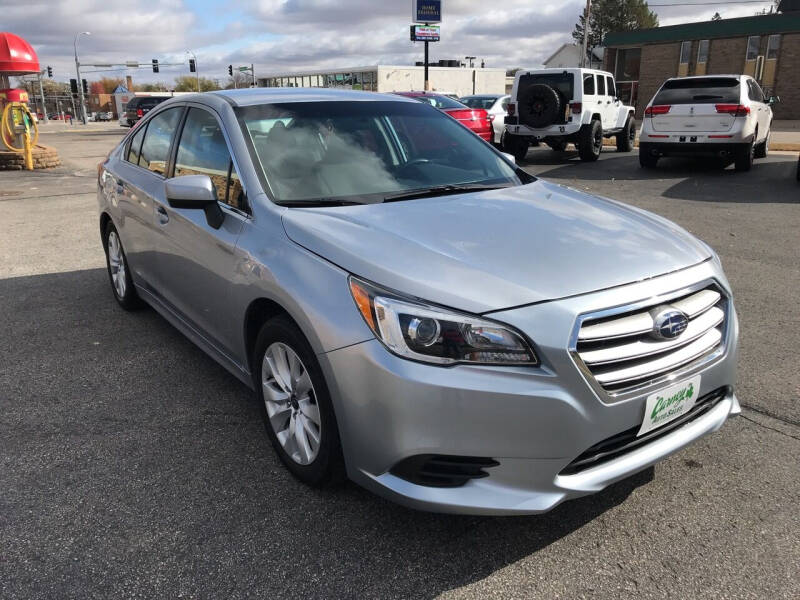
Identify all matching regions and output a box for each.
[503,68,636,162]
[639,75,775,172]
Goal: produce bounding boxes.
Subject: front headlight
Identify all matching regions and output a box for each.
[349,277,537,366]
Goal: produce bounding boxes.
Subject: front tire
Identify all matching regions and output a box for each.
[103,221,143,310]
[616,116,635,152]
[578,120,602,162]
[253,316,346,487]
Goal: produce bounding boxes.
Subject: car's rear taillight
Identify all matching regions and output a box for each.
[715,103,750,117]
[569,102,582,114]
[644,105,671,117]
[507,103,516,116]
[136,108,143,117]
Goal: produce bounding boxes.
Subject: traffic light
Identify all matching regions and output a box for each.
[82,79,88,94]
[70,78,78,95]
[228,65,233,77]
[189,58,196,73]
[47,66,53,78]
[152,59,159,73]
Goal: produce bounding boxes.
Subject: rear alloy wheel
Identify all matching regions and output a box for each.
[754,130,769,159]
[735,140,755,172]
[254,316,345,487]
[578,119,602,162]
[616,116,635,152]
[104,222,143,310]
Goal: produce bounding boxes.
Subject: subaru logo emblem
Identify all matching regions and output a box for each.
[651,307,689,340]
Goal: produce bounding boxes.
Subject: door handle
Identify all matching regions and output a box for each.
[607,100,612,104]
[156,205,169,225]
[597,100,602,104]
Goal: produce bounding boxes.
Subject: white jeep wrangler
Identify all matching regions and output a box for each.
[503,68,636,162]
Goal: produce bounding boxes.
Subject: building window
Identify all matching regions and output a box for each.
[679,41,692,65]
[697,40,709,64]
[614,47,641,82]
[767,34,780,60]
[746,36,760,60]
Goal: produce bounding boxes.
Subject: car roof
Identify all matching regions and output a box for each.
[210,87,420,107]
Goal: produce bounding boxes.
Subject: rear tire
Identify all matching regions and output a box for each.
[577,120,602,162]
[754,130,769,159]
[103,221,143,310]
[735,141,754,172]
[253,315,346,487]
[639,148,659,169]
[616,116,635,152]
[502,131,529,162]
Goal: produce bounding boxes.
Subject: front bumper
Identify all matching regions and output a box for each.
[320,261,739,515]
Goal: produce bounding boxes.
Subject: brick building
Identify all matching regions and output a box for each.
[603,8,800,119]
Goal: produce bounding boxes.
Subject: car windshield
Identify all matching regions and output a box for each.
[460,96,497,109]
[653,78,740,105]
[237,100,526,205]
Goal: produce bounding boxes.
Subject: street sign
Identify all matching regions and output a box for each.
[238,66,250,72]
[125,61,139,68]
[410,25,440,42]
[412,0,442,24]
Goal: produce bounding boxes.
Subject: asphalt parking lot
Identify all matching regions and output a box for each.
[1,124,798,599]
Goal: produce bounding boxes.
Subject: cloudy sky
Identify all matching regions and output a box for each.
[3,0,779,85]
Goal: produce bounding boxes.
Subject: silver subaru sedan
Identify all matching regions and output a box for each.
[97,88,739,515]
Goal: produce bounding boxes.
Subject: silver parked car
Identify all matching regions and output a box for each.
[98,89,739,515]
[459,94,510,145]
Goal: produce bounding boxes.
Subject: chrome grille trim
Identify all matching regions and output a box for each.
[569,280,730,403]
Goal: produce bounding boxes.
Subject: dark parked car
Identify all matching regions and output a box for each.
[125,96,170,127]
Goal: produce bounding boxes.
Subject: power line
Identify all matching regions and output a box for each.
[648,0,773,5]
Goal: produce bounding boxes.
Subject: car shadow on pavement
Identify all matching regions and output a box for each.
[524,150,799,204]
[0,267,656,598]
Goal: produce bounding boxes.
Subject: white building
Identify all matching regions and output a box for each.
[544,44,604,69]
[258,65,507,97]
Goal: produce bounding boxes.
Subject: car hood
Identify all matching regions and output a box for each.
[281,180,710,314]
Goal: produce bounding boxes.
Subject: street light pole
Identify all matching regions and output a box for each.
[186,50,199,92]
[74,31,90,124]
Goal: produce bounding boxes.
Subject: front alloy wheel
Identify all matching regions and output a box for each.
[103,222,142,310]
[262,342,321,465]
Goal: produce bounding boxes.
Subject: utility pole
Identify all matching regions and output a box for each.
[581,0,591,68]
[74,31,90,124]
[37,72,49,123]
[251,63,255,87]
[424,39,430,91]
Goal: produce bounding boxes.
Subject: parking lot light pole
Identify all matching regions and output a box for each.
[37,71,48,123]
[74,31,90,124]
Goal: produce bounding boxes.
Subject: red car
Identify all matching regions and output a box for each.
[392,92,493,142]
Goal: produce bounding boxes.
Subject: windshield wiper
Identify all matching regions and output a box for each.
[276,198,367,207]
[383,183,510,203]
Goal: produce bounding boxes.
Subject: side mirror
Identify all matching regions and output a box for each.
[769,95,780,105]
[165,175,224,229]
[502,152,516,165]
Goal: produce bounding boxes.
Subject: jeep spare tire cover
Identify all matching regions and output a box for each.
[518,84,562,128]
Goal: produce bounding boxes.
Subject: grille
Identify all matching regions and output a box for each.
[574,285,727,397]
[390,455,499,488]
[560,386,728,475]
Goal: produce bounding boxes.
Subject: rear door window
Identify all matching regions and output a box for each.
[652,77,740,105]
[138,107,182,176]
[126,126,145,165]
[583,74,595,95]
